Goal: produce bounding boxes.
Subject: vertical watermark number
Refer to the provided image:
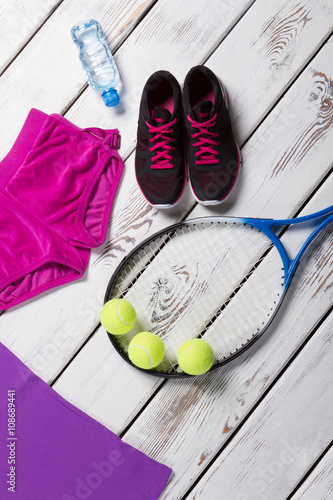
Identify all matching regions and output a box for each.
[7,389,17,493]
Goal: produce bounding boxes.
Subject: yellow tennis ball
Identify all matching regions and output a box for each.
[128,332,165,369]
[177,339,214,375]
[100,299,136,335]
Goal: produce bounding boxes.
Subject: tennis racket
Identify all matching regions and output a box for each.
[104,204,333,377]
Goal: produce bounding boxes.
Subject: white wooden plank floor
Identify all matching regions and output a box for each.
[1,1,333,499]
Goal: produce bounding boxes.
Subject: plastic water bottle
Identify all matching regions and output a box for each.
[71,19,121,107]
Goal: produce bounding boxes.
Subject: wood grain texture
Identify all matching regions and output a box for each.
[294,447,333,499]
[65,0,255,157]
[193,36,333,221]
[65,0,333,161]
[0,0,252,380]
[0,153,193,381]
[0,0,156,156]
[206,0,333,146]
[106,220,284,368]
[1,1,333,498]
[188,314,333,500]
[120,176,333,500]
[52,37,333,498]
[0,0,61,72]
[2,0,332,383]
[53,326,163,434]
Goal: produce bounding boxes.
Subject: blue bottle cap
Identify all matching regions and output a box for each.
[102,89,120,107]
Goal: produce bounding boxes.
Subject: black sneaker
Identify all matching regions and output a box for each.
[183,65,241,205]
[135,71,186,208]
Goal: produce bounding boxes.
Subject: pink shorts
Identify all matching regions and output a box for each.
[0,109,123,310]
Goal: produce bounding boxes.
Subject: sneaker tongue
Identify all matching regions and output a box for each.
[193,101,213,122]
[152,106,171,125]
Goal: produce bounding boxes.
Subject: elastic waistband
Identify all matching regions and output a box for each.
[0,109,121,192]
[0,108,48,191]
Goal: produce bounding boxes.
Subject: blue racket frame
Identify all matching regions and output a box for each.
[242,205,333,288]
[104,204,333,377]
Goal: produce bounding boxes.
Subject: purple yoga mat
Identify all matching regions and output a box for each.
[0,343,172,499]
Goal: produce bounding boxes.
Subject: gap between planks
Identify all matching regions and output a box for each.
[62,0,257,117]
[0,0,64,78]
[287,439,333,499]
[61,0,161,116]
[47,0,263,387]
[65,28,333,500]
[50,31,333,388]
[181,304,333,500]
[242,28,333,154]
[2,2,332,496]
[39,3,333,498]
[52,28,333,498]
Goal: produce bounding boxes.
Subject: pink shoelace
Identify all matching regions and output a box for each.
[147,117,177,169]
[188,113,219,165]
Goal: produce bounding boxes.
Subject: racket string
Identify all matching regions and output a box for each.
[108,221,285,373]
